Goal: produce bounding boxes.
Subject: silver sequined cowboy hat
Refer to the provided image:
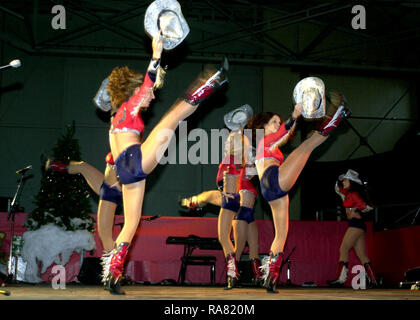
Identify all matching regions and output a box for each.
[293,77,326,119]
[339,169,363,185]
[144,0,190,51]
[224,104,254,131]
[93,77,112,112]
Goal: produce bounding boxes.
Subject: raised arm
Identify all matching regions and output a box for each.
[335,181,346,201]
[267,103,302,150]
[125,32,165,114]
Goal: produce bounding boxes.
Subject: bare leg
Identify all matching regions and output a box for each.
[141,100,197,174]
[339,227,365,262]
[353,232,370,265]
[277,132,327,192]
[218,208,236,257]
[233,191,257,260]
[268,195,289,255]
[232,219,248,261]
[247,221,260,260]
[68,161,104,195]
[196,190,222,207]
[97,200,117,252]
[96,166,119,251]
[115,180,146,245]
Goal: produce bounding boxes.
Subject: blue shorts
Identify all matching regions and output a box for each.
[234,206,255,224]
[348,218,366,231]
[99,182,122,206]
[221,193,240,212]
[115,144,147,185]
[260,165,288,202]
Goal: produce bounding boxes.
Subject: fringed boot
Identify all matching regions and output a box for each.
[183,57,229,106]
[100,250,113,289]
[317,105,351,136]
[105,242,130,295]
[364,262,378,288]
[179,196,202,212]
[250,258,263,287]
[224,253,239,290]
[261,251,283,293]
[45,159,68,173]
[327,261,348,287]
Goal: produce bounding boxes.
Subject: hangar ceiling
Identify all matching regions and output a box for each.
[0,0,419,72]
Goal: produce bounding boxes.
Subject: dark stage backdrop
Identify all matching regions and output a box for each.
[300,131,420,228]
[0,28,417,220]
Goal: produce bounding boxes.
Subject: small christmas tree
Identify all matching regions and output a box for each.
[26,122,95,232]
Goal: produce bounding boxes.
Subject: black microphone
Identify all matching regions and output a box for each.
[16,165,32,175]
[0,59,21,70]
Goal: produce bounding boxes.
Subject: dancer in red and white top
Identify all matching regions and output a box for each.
[327,169,377,287]
[106,32,228,294]
[248,89,350,293]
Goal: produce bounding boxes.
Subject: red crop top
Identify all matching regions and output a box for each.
[255,115,296,165]
[110,73,155,136]
[335,184,369,211]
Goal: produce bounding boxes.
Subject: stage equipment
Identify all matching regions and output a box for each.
[0,289,11,296]
[166,235,221,285]
[77,257,102,285]
[399,266,420,289]
[15,165,32,175]
[394,206,420,226]
[4,165,31,284]
[279,246,298,287]
[144,0,190,50]
[0,59,21,70]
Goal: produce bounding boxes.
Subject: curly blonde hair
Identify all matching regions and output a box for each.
[107,66,144,110]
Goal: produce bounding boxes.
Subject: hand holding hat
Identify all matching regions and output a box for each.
[152,30,164,60]
[293,77,326,119]
[224,104,254,131]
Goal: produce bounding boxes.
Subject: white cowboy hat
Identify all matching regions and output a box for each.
[293,77,326,119]
[144,0,190,51]
[224,104,254,131]
[339,169,363,185]
[93,77,112,112]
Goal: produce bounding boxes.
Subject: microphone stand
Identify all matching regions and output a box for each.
[3,170,29,286]
[279,246,298,287]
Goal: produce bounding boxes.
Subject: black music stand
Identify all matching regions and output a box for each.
[177,235,217,286]
[3,170,30,286]
[278,246,298,287]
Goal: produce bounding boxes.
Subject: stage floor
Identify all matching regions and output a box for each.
[1,283,419,300]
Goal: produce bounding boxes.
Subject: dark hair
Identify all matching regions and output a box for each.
[245,112,282,147]
[338,179,373,207]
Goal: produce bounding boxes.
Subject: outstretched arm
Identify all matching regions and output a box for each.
[334,181,346,201]
[125,32,165,115]
[267,103,302,150]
